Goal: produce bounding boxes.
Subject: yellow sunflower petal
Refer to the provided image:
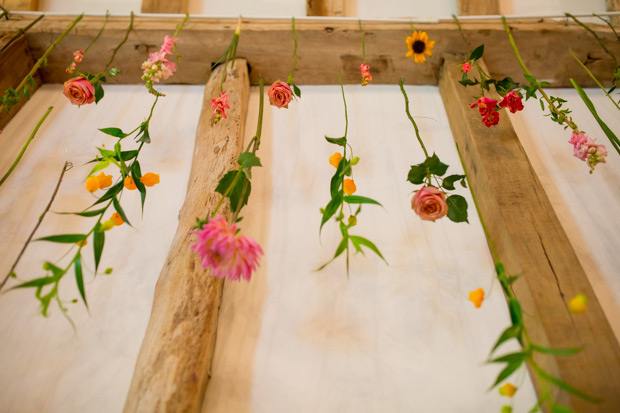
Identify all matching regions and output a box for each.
[406,36,413,46]
[427,40,436,50]
[418,54,427,63]
[406,50,413,58]
[425,49,433,57]
[419,31,428,42]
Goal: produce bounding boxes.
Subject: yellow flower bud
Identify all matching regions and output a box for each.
[499,383,517,398]
[140,172,160,187]
[348,215,357,226]
[343,178,356,195]
[124,175,137,190]
[569,294,588,314]
[469,288,485,309]
[100,219,115,231]
[96,172,113,189]
[76,239,88,247]
[329,152,342,168]
[110,212,124,226]
[85,176,99,192]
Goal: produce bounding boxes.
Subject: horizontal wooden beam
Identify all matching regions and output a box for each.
[0,15,618,87]
[124,59,249,412]
[439,55,620,412]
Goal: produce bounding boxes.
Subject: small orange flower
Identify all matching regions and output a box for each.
[110,212,124,226]
[85,176,99,192]
[140,172,160,187]
[569,294,588,313]
[124,175,137,190]
[469,288,485,308]
[96,172,113,189]
[329,152,342,168]
[343,178,356,195]
[499,382,517,397]
[76,239,88,247]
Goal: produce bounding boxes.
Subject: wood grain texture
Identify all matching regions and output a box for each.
[457,0,500,16]
[141,0,188,14]
[607,0,620,27]
[2,0,38,11]
[0,33,41,131]
[306,0,346,17]
[439,55,620,412]
[124,59,249,413]
[0,15,619,88]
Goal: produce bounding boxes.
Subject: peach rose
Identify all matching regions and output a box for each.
[268,80,292,108]
[63,77,95,106]
[411,186,448,221]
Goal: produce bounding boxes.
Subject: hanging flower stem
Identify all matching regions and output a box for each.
[398,79,429,159]
[569,48,620,111]
[566,13,618,68]
[91,12,134,84]
[0,106,53,187]
[83,11,110,55]
[286,17,298,85]
[452,14,469,45]
[217,16,242,93]
[359,20,367,64]
[0,14,44,54]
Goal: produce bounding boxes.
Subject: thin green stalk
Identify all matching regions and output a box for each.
[338,71,349,147]
[0,14,44,55]
[83,12,109,55]
[287,17,298,84]
[594,13,620,42]
[502,16,579,132]
[0,106,53,187]
[567,13,618,68]
[569,48,620,111]
[409,21,416,32]
[398,78,429,159]
[0,5,8,20]
[452,14,469,45]
[91,12,134,84]
[358,20,366,63]
[219,16,242,93]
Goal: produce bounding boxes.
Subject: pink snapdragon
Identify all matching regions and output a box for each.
[191,215,263,282]
[141,36,178,93]
[359,63,372,86]
[569,133,607,172]
[66,49,84,74]
[211,92,230,122]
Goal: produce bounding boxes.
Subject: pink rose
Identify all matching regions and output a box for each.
[499,90,524,113]
[268,80,292,108]
[462,62,471,74]
[63,77,95,106]
[411,186,448,221]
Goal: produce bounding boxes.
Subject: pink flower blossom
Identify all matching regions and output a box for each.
[63,77,95,106]
[569,133,607,172]
[470,97,498,116]
[499,90,524,113]
[159,35,177,55]
[411,186,448,221]
[268,80,293,108]
[191,215,263,282]
[462,62,471,74]
[359,63,372,86]
[141,36,178,93]
[73,49,84,63]
[482,110,500,127]
[211,92,231,122]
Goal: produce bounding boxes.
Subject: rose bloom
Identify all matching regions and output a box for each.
[411,186,448,221]
[499,90,524,113]
[462,62,471,74]
[63,77,95,106]
[268,80,293,108]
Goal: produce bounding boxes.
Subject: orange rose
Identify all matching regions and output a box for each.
[63,77,95,106]
[411,186,448,221]
[268,80,292,109]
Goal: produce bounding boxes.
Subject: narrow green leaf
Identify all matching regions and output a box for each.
[348,235,387,263]
[94,223,105,273]
[74,254,88,308]
[36,234,87,243]
[137,124,151,144]
[343,195,382,207]
[93,181,123,206]
[113,196,132,226]
[551,404,574,413]
[94,81,104,103]
[530,344,582,356]
[492,359,524,388]
[292,83,301,98]
[330,159,346,198]
[99,127,128,138]
[490,351,528,364]
[469,44,484,61]
[10,276,56,290]
[132,161,147,211]
[320,193,343,232]
[491,324,522,354]
[532,364,602,403]
[325,136,347,146]
[447,194,469,223]
[58,208,107,217]
[334,236,348,258]
[508,298,523,326]
[88,158,112,177]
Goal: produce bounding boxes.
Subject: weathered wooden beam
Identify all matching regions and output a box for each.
[0,33,41,132]
[306,0,346,17]
[0,15,618,88]
[141,0,188,14]
[457,0,499,16]
[439,55,620,412]
[607,0,620,27]
[124,59,249,412]
[2,0,38,11]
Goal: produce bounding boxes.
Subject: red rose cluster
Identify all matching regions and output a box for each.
[470,91,524,128]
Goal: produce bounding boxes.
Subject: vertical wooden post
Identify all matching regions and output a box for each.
[457,0,499,16]
[124,59,250,413]
[141,0,188,14]
[439,56,620,411]
[607,0,620,27]
[2,0,38,11]
[0,34,41,131]
[306,0,346,17]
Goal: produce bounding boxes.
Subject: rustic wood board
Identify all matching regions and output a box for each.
[0,14,619,87]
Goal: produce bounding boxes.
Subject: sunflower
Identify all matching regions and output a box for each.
[405,31,435,63]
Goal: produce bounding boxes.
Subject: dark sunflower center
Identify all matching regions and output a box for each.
[413,40,426,54]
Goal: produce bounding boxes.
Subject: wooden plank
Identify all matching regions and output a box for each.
[0,15,618,88]
[439,55,620,412]
[0,33,41,132]
[2,0,38,11]
[607,0,620,27]
[306,0,345,17]
[457,0,499,16]
[124,59,249,413]
[141,0,188,14]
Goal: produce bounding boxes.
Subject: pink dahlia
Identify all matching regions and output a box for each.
[191,215,263,282]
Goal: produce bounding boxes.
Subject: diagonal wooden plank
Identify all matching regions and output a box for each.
[439,55,620,411]
[124,59,249,413]
[141,0,188,14]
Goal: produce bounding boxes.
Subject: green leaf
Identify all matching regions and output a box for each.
[571,78,620,154]
[97,147,138,161]
[343,195,382,207]
[508,298,522,326]
[495,77,519,95]
[551,405,574,413]
[215,170,251,214]
[490,351,528,365]
[93,181,123,206]
[292,83,301,98]
[530,344,582,356]
[446,194,469,223]
[325,136,347,146]
[330,159,346,198]
[442,174,466,190]
[113,196,131,226]
[132,161,147,211]
[88,158,112,177]
[58,208,107,217]
[348,235,387,263]
[407,164,427,184]
[36,234,87,243]
[491,324,522,354]
[426,153,449,176]
[532,364,602,403]
[137,124,151,144]
[93,81,104,103]
[469,44,484,61]
[99,127,128,138]
[320,193,343,232]
[334,236,348,258]
[11,276,56,290]
[492,358,524,388]
[238,151,262,178]
[74,254,87,308]
[93,223,105,273]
